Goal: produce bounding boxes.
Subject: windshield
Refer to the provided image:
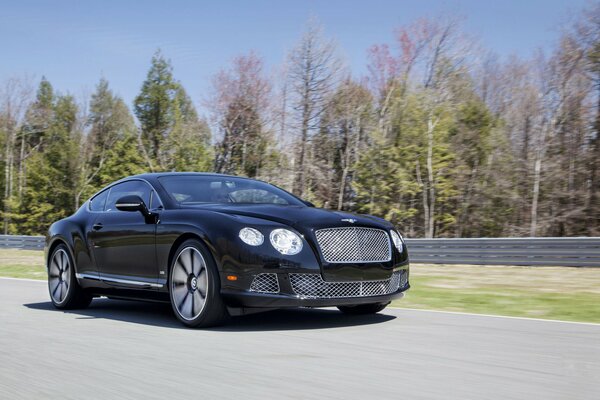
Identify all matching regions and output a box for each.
[158,175,305,206]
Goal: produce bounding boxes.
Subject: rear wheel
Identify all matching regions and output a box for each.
[337,302,389,315]
[48,244,92,309]
[169,239,229,328]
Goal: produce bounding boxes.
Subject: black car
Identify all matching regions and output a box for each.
[46,173,410,327]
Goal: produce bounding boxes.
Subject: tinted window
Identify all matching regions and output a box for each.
[89,190,108,212]
[105,181,152,212]
[158,176,303,206]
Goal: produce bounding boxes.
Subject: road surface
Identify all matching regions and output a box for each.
[0,278,598,400]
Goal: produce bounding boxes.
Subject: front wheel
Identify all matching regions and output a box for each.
[337,302,389,315]
[169,239,229,328]
[48,244,92,309]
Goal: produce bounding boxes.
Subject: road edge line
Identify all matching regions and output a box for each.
[0,276,45,283]
[389,306,600,326]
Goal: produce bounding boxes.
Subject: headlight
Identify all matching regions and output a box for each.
[390,230,403,253]
[270,229,303,255]
[239,227,264,246]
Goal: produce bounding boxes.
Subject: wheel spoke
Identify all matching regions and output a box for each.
[59,251,66,271]
[49,260,60,278]
[197,268,208,297]
[192,250,205,276]
[60,281,67,301]
[56,280,63,301]
[180,292,193,318]
[172,263,188,285]
[181,249,193,275]
[172,284,188,305]
[49,278,60,297]
[192,290,205,316]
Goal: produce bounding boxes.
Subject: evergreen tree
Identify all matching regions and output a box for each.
[13,95,79,234]
[134,50,211,171]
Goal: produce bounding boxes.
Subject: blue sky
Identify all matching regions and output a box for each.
[0,0,586,115]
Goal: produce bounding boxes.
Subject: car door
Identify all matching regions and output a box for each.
[89,180,159,288]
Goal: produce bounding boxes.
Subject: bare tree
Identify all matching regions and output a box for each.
[288,19,341,197]
[0,78,32,234]
[206,52,272,178]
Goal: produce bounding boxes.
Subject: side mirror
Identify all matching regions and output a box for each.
[115,195,148,213]
[116,195,150,215]
[115,195,157,223]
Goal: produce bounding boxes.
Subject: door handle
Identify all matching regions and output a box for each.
[92,223,103,231]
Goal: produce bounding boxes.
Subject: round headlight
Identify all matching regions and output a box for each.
[239,227,264,246]
[390,230,403,253]
[270,229,303,255]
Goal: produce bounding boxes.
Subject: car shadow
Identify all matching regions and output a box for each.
[24,298,396,331]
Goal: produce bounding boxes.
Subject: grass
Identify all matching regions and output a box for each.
[0,249,46,280]
[393,264,600,323]
[1,248,599,323]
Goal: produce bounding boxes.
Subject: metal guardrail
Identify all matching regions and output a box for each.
[0,235,45,251]
[404,237,600,267]
[1,235,599,267]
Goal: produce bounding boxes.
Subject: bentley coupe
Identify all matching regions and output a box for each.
[46,173,410,327]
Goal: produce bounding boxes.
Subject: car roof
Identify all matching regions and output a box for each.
[130,172,250,180]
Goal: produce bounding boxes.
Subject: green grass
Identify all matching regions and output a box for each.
[0,249,46,280]
[0,264,47,280]
[393,266,600,323]
[1,249,599,323]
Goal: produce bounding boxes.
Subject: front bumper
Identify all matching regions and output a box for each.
[221,267,410,308]
[221,285,409,308]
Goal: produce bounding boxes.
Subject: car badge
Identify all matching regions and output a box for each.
[341,218,357,224]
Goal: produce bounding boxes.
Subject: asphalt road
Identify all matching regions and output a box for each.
[0,278,599,400]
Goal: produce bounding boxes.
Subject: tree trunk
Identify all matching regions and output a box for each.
[415,160,429,238]
[425,117,436,238]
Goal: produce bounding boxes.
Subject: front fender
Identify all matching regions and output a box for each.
[156,210,322,290]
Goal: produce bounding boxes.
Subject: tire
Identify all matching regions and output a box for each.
[169,239,229,328]
[337,302,389,315]
[47,243,92,309]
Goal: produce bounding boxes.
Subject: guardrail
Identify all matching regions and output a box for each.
[1,235,599,267]
[0,235,45,251]
[404,237,600,267]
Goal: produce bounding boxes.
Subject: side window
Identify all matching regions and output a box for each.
[149,190,163,210]
[89,190,109,212]
[105,181,152,212]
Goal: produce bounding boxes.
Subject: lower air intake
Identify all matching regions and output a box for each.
[249,273,280,294]
[289,271,405,299]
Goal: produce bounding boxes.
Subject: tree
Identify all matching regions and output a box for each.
[312,79,373,209]
[134,50,211,171]
[0,78,33,234]
[76,78,139,204]
[14,94,79,234]
[208,52,272,178]
[288,20,341,197]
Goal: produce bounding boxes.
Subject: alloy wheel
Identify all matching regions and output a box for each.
[171,247,208,321]
[48,248,71,304]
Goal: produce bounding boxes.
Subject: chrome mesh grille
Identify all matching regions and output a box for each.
[289,271,405,299]
[249,273,280,294]
[315,227,392,263]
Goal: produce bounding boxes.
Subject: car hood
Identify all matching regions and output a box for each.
[180,203,392,231]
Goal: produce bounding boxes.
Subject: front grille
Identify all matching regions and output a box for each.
[249,273,280,294]
[289,271,405,299]
[315,227,392,263]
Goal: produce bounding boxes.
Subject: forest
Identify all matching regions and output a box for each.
[1,5,598,238]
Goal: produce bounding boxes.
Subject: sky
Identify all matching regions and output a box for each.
[0,0,588,115]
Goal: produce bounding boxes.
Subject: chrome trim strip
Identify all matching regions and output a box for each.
[114,203,141,207]
[76,273,101,281]
[76,273,163,288]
